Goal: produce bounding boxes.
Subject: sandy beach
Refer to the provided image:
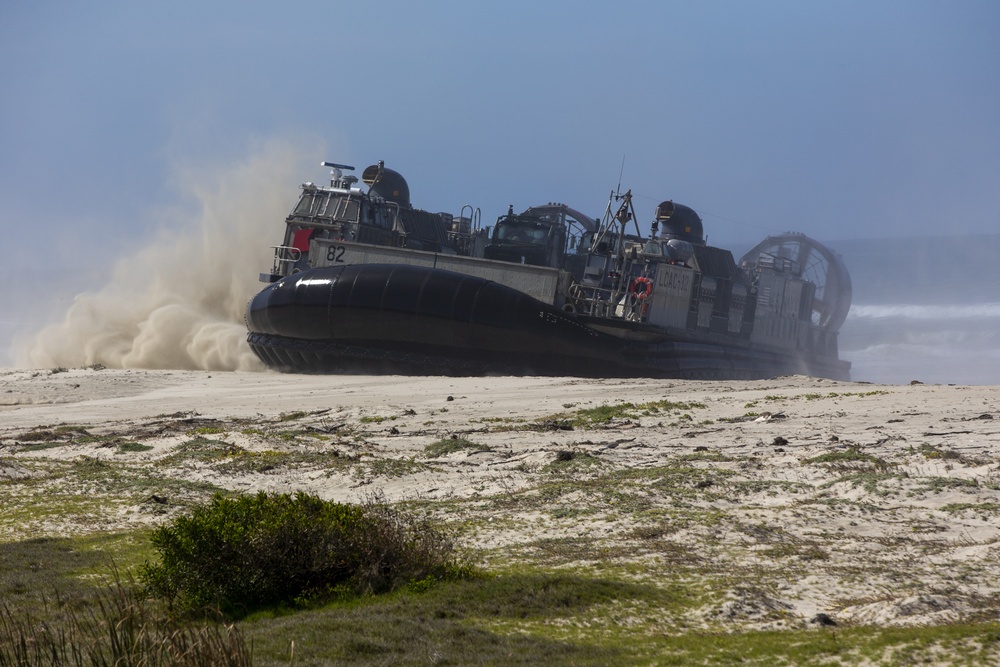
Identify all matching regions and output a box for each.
[2,367,998,632]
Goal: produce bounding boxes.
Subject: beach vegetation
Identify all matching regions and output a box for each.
[423,436,489,457]
[753,390,891,405]
[728,479,813,497]
[805,446,892,469]
[214,449,292,474]
[240,569,703,665]
[191,425,226,435]
[0,533,252,665]
[353,457,432,479]
[3,518,1000,666]
[919,476,980,493]
[0,463,226,540]
[916,443,993,466]
[535,399,706,429]
[0,492,133,539]
[141,492,468,617]
[0,573,251,666]
[15,424,90,443]
[57,424,95,435]
[117,441,154,453]
[940,502,1000,514]
[678,449,733,462]
[514,535,643,565]
[470,416,525,424]
[5,560,998,667]
[157,437,241,466]
[760,541,830,561]
[274,429,306,442]
[821,471,902,496]
[917,443,963,460]
[13,428,157,454]
[6,376,1000,665]
[514,462,738,515]
[359,414,398,424]
[12,440,67,452]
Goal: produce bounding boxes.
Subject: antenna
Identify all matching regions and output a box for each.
[616,154,626,198]
[322,162,356,188]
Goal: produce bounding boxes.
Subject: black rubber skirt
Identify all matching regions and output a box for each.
[245,263,851,380]
[245,263,623,375]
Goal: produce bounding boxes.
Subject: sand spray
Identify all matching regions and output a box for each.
[18,140,317,371]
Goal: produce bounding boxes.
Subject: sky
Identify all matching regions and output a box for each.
[3,0,998,256]
[1,0,999,371]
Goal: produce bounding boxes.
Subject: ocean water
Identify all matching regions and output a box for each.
[3,234,998,385]
[839,302,1000,385]
[834,234,1000,385]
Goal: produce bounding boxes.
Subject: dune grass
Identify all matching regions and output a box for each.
[3,531,998,665]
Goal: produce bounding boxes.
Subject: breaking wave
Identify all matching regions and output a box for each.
[848,303,1000,321]
[17,141,314,371]
[840,301,1000,384]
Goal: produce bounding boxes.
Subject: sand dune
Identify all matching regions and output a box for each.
[2,368,998,630]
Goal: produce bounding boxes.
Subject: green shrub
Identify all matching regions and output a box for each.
[142,492,462,616]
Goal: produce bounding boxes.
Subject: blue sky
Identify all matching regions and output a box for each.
[2,0,998,272]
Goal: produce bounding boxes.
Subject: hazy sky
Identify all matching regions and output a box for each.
[2,0,999,270]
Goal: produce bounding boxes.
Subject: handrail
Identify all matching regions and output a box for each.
[568,282,647,322]
[460,204,482,232]
[271,245,301,276]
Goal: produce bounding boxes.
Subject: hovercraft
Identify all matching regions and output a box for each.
[245,161,851,380]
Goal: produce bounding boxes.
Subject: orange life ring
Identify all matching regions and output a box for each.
[629,277,653,299]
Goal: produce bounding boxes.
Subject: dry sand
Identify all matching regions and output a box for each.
[2,368,998,632]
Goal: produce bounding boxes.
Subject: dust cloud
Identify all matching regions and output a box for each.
[17,142,314,371]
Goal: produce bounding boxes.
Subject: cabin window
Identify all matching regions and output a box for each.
[330,198,360,223]
[313,194,332,216]
[641,241,663,257]
[496,222,547,245]
[294,193,316,215]
[296,192,336,217]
